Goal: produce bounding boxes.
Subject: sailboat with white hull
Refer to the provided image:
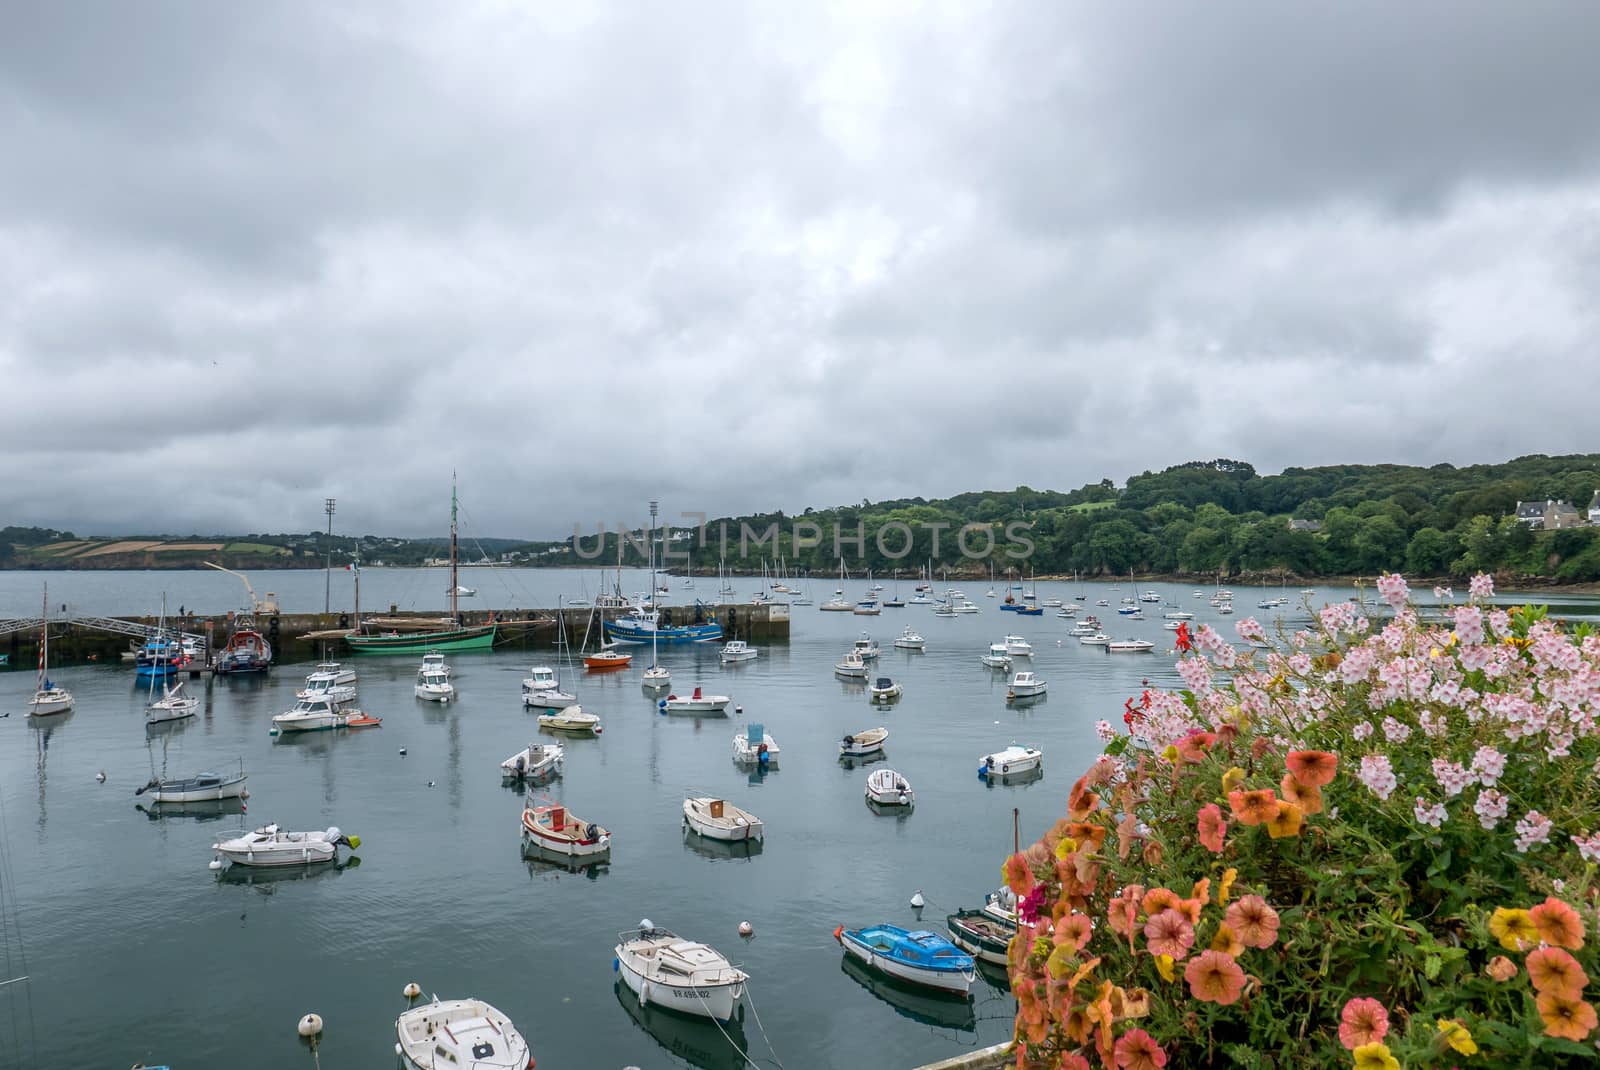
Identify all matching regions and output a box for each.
[28,584,72,717]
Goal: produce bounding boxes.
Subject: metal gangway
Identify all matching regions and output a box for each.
[0,614,206,643]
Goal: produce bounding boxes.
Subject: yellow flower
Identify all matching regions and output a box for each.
[1489,907,1538,951]
[1429,647,1442,659]
[1221,767,1246,794]
[1162,744,1180,763]
[1054,836,1079,861]
[1437,1018,1478,1055]
[1351,1041,1400,1070]
[1217,867,1238,906]
[1046,942,1075,979]
[1154,954,1175,982]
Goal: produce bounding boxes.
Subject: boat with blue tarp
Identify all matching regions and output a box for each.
[834,923,975,994]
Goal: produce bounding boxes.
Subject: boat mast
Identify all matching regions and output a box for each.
[649,499,659,667]
[37,582,48,693]
[450,471,460,622]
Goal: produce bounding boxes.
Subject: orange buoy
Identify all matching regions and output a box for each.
[832,925,844,942]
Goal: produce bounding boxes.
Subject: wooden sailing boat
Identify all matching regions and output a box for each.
[27,583,73,716]
[346,474,497,654]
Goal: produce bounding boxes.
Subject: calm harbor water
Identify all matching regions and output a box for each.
[2,572,1596,1069]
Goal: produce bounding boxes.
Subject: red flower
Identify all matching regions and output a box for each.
[1113,1028,1167,1070]
[1197,803,1228,853]
[1338,997,1389,1050]
[1174,622,1193,652]
[1284,750,1339,787]
[1175,731,1217,764]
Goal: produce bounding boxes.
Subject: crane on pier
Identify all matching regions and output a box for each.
[203,561,280,620]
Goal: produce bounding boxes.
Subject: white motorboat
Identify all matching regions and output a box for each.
[1003,635,1032,657]
[1162,611,1194,620]
[1055,606,1078,618]
[420,651,451,675]
[1107,639,1156,653]
[1079,633,1111,646]
[500,742,564,780]
[731,723,779,766]
[1041,598,1063,608]
[719,640,758,663]
[296,661,358,701]
[1006,671,1047,699]
[683,796,764,841]
[952,599,980,614]
[1163,620,1183,630]
[449,585,478,598]
[1218,604,1235,615]
[522,665,578,709]
[840,726,889,757]
[1069,621,1097,635]
[1095,599,1109,607]
[868,676,902,702]
[395,995,531,1070]
[851,634,881,661]
[864,768,914,806]
[979,745,1042,778]
[522,800,609,856]
[834,652,868,679]
[660,687,731,714]
[537,706,602,735]
[614,923,748,1022]
[892,626,925,651]
[271,696,349,733]
[211,823,358,867]
[136,768,247,803]
[146,680,200,724]
[27,584,73,717]
[980,643,1012,669]
[415,665,455,703]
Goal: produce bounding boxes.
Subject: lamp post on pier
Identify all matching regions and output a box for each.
[324,498,337,615]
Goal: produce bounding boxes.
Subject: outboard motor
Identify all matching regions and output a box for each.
[134,778,158,796]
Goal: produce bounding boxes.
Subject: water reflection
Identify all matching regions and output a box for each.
[865,799,915,821]
[681,826,764,862]
[522,840,609,879]
[217,854,361,890]
[980,767,1044,790]
[838,955,976,1033]
[614,978,750,1070]
[137,798,246,823]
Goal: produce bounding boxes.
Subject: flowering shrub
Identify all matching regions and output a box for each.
[1006,574,1600,1067]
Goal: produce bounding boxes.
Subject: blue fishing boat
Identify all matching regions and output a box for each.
[135,637,182,679]
[835,923,975,994]
[1013,604,1043,616]
[605,607,722,645]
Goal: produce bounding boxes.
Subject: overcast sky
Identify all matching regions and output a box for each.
[5,2,1599,539]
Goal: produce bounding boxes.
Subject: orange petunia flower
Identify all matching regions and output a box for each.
[1143,908,1196,960]
[1209,923,1244,957]
[1284,749,1338,787]
[1530,896,1586,951]
[1060,1055,1091,1070]
[1536,991,1598,1042]
[1338,997,1390,1050]
[1055,913,1093,953]
[1266,801,1304,839]
[1527,947,1590,1000]
[1113,1027,1167,1070]
[1119,987,1151,1019]
[1224,895,1280,949]
[1488,907,1538,951]
[1067,822,1110,851]
[1227,789,1280,827]
[1190,878,1211,903]
[1216,868,1237,906]
[1174,732,1216,764]
[1003,852,1036,896]
[1485,955,1518,982]
[1183,950,1246,1005]
[1197,804,1228,854]
[1142,887,1182,916]
[1068,777,1101,820]
[1279,773,1324,815]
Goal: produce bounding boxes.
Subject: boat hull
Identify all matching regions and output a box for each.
[840,933,973,994]
[345,625,496,655]
[604,619,723,645]
[946,911,1015,965]
[28,692,73,716]
[615,955,743,1022]
[271,713,341,732]
[143,774,247,803]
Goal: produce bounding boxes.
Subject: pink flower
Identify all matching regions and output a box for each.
[1357,754,1398,801]
[1376,573,1410,609]
[1412,797,1447,828]
[1113,1028,1167,1070]
[1351,721,1374,741]
[1574,832,1600,864]
[1338,997,1390,1049]
[1431,758,1475,798]
[1381,716,1412,743]
[1452,604,1485,646]
[1474,788,1509,830]
[1469,572,1494,601]
[1236,617,1266,643]
[1471,746,1506,784]
[1515,810,1555,853]
[1197,803,1228,853]
[1143,908,1196,960]
[1095,719,1117,742]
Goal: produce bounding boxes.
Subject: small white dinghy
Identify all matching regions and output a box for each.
[614,921,748,1022]
[537,706,603,735]
[869,677,902,703]
[840,726,889,757]
[1107,638,1156,653]
[719,640,758,663]
[1006,671,1047,700]
[731,723,779,766]
[865,768,914,806]
[500,742,564,780]
[211,823,359,868]
[395,995,531,1070]
[978,744,1042,779]
[660,687,731,715]
[683,797,764,841]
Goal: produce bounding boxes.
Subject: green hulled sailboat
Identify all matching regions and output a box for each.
[346,475,496,656]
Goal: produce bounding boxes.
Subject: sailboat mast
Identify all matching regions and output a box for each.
[37,583,48,693]
[649,500,659,666]
[449,472,460,621]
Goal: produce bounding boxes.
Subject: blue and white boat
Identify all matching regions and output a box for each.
[135,637,182,679]
[836,924,975,994]
[605,607,723,645]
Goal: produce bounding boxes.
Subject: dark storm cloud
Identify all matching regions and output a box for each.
[3,1,1599,540]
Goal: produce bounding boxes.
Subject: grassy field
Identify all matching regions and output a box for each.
[223,542,291,555]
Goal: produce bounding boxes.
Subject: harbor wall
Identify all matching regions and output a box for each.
[0,603,790,668]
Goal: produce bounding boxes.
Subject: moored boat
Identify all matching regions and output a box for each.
[719,640,757,663]
[1078,632,1111,646]
[500,742,564,780]
[945,909,1015,965]
[414,663,455,702]
[892,626,925,651]
[1107,638,1156,653]
[1006,671,1047,700]
[146,680,200,724]
[296,662,357,703]
[270,696,350,733]
[211,823,358,867]
[522,800,610,857]
[537,706,602,735]
[584,647,633,671]
[865,768,914,806]
[980,643,1011,669]
[731,723,778,766]
[840,726,889,757]
[136,768,247,803]
[682,797,764,841]
[214,629,272,674]
[834,652,868,679]
[395,995,531,1070]
[978,744,1042,778]
[521,666,577,709]
[1002,635,1032,657]
[614,922,748,1022]
[851,634,881,661]
[869,676,902,703]
[659,687,731,714]
[28,584,74,716]
[604,608,723,645]
[836,923,975,994]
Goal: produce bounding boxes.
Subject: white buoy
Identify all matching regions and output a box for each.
[297,1013,323,1038]
[95,770,107,783]
[208,858,223,871]
[738,920,753,936]
[735,705,743,714]
[404,982,421,999]
[240,788,250,799]
[910,890,925,908]
[399,747,408,756]
[395,1042,403,1056]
